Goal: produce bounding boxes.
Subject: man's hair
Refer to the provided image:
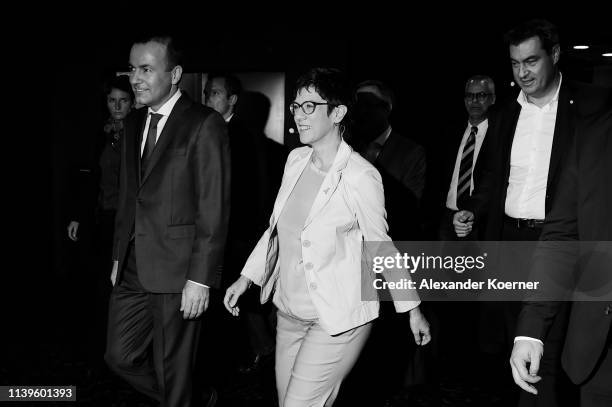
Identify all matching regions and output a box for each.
[104,75,134,100]
[133,35,183,70]
[206,73,243,98]
[354,79,395,111]
[294,67,352,116]
[465,75,496,95]
[503,19,559,55]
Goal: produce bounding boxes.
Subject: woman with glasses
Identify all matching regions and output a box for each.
[223,67,430,406]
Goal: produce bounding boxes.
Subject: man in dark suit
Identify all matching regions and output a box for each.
[438,74,496,241]
[510,109,612,407]
[204,73,275,374]
[104,35,230,407]
[348,79,427,404]
[454,19,611,406]
[352,79,426,241]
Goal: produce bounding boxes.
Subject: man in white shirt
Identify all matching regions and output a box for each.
[454,19,611,407]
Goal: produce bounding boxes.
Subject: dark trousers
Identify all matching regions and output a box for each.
[500,217,577,407]
[104,242,201,407]
[580,344,612,407]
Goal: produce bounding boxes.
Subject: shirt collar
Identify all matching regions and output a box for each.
[148,88,182,117]
[517,72,563,108]
[467,118,488,133]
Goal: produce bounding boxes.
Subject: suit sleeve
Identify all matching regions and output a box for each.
[187,112,231,288]
[515,130,579,341]
[349,166,421,312]
[463,118,502,222]
[402,144,426,201]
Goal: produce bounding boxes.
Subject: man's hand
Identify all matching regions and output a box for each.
[453,210,474,237]
[223,276,252,317]
[409,306,431,346]
[510,339,543,395]
[110,260,118,286]
[67,221,80,241]
[181,281,209,320]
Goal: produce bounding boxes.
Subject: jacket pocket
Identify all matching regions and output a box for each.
[166,148,186,156]
[167,224,196,239]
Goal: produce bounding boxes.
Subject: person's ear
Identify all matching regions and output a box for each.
[334,104,348,124]
[229,94,238,108]
[551,44,560,65]
[171,65,183,85]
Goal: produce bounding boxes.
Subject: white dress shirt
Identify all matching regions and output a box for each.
[140,89,182,156]
[505,75,562,219]
[446,119,488,210]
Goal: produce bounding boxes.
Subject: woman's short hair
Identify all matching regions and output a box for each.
[294,67,352,118]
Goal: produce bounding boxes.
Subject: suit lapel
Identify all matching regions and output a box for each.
[604,113,612,239]
[303,141,352,229]
[547,84,574,194]
[269,148,312,229]
[127,108,147,187]
[140,95,191,186]
[502,101,522,185]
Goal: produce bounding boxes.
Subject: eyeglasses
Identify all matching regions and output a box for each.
[289,101,336,116]
[464,92,492,103]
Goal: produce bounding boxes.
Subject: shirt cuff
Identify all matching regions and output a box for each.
[514,336,544,346]
[188,279,209,288]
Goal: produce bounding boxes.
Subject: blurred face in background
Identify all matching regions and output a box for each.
[464,81,495,124]
[107,88,133,121]
[205,77,236,120]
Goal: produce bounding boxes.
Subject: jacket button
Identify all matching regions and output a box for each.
[304,262,313,271]
[309,282,317,290]
[302,240,311,248]
[137,198,143,204]
[605,305,612,315]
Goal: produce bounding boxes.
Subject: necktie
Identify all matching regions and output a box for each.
[364,141,383,164]
[456,125,477,209]
[141,113,163,176]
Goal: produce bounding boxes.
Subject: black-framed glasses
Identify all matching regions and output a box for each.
[464,92,492,103]
[289,101,336,116]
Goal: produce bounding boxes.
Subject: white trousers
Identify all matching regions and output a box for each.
[275,310,372,407]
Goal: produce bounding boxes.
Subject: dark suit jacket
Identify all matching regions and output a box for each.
[466,80,612,240]
[224,115,269,280]
[375,131,426,240]
[112,93,231,292]
[516,109,612,384]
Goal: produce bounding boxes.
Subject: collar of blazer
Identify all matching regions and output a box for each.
[270,138,353,231]
[139,94,192,186]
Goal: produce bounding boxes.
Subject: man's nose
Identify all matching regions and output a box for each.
[518,64,529,78]
[129,72,140,85]
[114,101,121,111]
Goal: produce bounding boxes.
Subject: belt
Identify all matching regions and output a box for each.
[504,215,545,229]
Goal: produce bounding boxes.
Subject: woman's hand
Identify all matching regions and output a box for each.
[223,276,252,317]
[409,306,431,346]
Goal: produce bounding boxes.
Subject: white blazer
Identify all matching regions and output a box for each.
[241,139,420,335]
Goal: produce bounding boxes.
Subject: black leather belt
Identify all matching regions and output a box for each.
[505,215,545,229]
